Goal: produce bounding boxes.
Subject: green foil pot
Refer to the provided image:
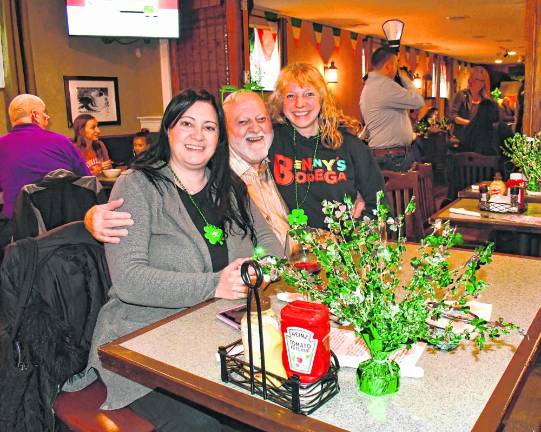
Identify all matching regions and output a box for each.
[356,354,400,396]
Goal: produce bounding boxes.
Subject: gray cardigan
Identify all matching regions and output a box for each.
[69,166,282,410]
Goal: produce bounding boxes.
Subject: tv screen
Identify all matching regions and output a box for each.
[66,0,180,39]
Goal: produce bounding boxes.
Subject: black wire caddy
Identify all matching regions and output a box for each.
[479,200,527,213]
[217,260,340,415]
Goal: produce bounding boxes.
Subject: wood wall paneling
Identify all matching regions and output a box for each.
[170,0,242,98]
[334,30,361,119]
[524,0,541,134]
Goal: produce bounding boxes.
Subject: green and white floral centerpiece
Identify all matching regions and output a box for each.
[267,193,519,396]
[502,133,541,192]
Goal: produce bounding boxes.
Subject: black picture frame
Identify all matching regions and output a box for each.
[63,76,121,127]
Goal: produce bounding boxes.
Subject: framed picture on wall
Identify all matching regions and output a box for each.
[63,76,121,127]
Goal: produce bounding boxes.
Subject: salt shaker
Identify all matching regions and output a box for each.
[479,185,488,205]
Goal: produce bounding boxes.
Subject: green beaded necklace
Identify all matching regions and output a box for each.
[169,166,224,245]
[287,126,320,226]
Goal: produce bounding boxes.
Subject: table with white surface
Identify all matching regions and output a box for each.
[99,246,541,432]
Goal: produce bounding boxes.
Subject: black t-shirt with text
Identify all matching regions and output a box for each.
[269,123,387,229]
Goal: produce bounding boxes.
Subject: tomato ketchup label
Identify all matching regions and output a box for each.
[283,327,318,374]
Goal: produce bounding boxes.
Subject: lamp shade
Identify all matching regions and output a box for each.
[382,19,404,49]
[413,74,422,89]
[324,61,338,83]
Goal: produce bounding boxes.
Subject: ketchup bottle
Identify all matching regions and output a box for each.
[280,301,330,383]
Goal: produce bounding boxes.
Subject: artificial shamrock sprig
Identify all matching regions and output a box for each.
[502,133,541,192]
[270,191,519,357]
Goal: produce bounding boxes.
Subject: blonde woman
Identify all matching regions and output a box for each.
[449,65,491,143]
[268,62,386,229]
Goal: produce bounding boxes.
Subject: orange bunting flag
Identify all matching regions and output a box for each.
[291,18,302,47]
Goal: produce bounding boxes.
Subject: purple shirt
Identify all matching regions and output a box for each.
[0,123,91,218]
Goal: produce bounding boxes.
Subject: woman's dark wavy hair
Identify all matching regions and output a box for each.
[72,114,107,160]
[462,99,500,155]
[132,88,256,242]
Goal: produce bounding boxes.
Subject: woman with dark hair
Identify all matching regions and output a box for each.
[72,89,282,431]
[267,62,386,229]
[132,128,152,157]
[461,99,513,155]
[72,114,112,175]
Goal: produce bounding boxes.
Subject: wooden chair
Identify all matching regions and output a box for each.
[382,170,425,242]
[409,163,436,231]
[55,381,155,432]
[448,152,500,199]
[419,132,449,183]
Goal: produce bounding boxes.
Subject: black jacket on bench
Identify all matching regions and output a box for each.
[0,221,110,431]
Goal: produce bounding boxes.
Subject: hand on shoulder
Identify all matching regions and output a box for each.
[84,198,134,244]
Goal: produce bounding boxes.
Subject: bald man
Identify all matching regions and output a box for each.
[0,94,90,250]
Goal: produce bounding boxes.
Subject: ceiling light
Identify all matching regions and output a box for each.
[495,59,503,64]
[507,50,517,56]
[382,19,404,52]
[445,15,469,20]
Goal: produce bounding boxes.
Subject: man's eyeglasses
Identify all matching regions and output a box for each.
[32,110,50,119]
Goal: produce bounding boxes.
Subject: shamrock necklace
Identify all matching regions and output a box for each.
[169,166,224,245]
[287,125,320,227]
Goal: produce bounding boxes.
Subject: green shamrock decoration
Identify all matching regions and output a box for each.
[203,224,224,245]
[491,87,502,104]
[288,208,308,227]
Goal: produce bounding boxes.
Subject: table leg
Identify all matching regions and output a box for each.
[517,233,531,256]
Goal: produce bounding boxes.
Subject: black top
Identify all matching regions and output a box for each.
[449,90,485,143]
[176,184,228,272]
[461,121,514,156]
[269,123,387,229]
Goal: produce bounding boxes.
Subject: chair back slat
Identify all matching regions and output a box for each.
[450,152,500,198]
[420,132,448,183]
[410,163,436,228]
[382,170,424,242]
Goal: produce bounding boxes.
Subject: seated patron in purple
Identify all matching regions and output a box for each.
[0,94,90,247]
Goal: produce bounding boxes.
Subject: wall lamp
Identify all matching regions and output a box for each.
[413,73,422,89]
[422,73,432,97]
[324,61,338,83]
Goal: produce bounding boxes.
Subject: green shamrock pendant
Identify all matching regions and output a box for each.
[288,208,308,227]
[204,224,224,245]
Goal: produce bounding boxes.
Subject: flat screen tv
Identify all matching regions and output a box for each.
[66,0,180,39]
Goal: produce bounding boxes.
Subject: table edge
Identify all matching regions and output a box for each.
[98,300,345,432]
[472,307,541,431]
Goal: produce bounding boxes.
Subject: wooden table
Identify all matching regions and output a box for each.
[430,198,541,256]
[458,187,541,203]
[98,246,541,432]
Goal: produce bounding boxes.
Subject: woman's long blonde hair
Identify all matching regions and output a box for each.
[468,66,491,99]
[268,62,361,150]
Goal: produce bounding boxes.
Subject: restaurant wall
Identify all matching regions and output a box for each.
[285,20,363,119]
[280,17,459,123]
[0,91,7,135]
[21,0,163,137]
